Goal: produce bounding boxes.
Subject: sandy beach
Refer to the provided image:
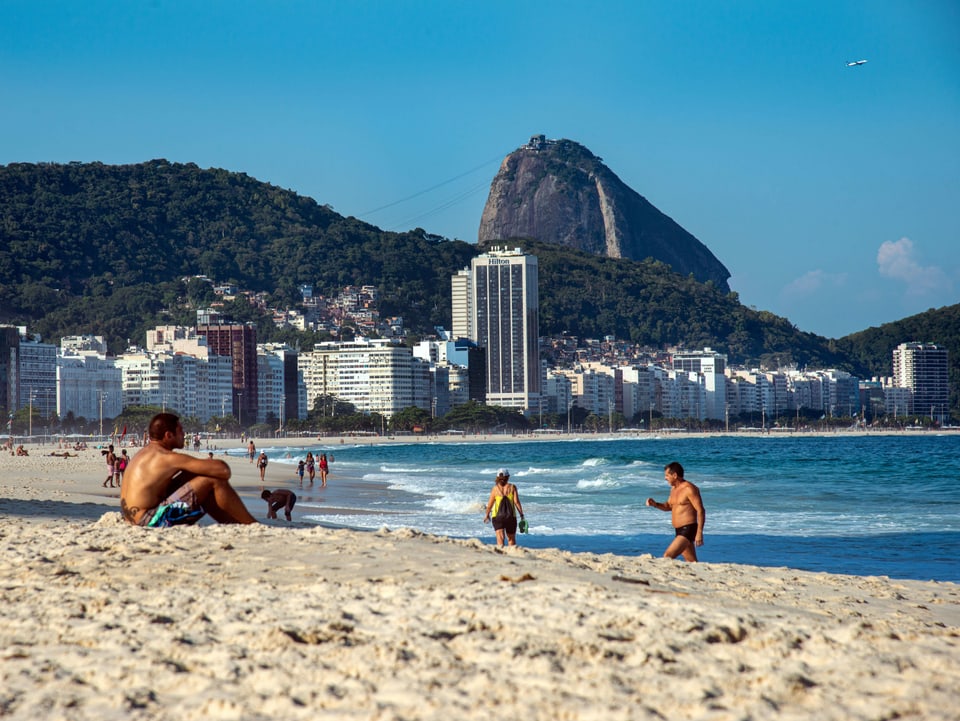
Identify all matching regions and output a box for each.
[1,445,958,720]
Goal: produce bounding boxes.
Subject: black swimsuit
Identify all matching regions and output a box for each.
[674,523,698,542]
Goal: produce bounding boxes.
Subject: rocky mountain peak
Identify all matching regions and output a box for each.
[478,136,731,291]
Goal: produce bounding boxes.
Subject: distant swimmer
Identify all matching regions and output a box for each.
[846,59,868,67]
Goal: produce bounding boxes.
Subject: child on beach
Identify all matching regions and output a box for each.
[297,459,305,487]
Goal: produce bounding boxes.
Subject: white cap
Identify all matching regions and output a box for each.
[497,468,510,477]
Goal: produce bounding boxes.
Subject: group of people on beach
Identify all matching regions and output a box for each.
[102,445,129,488]
[296,452,330,487]
[480,464,705,560]
[117,412,706,561]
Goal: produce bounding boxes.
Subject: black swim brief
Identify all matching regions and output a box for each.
[674,523,698,542]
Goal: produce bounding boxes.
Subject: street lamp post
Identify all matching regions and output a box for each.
[28,387,35,439]
[99,391,107,440]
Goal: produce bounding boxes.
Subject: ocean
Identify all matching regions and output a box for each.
[234,433,960,583]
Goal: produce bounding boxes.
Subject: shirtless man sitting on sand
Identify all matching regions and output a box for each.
[120,412,256,527]
[646,461,705,562]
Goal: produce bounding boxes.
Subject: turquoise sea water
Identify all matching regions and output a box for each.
[236,434,960,582]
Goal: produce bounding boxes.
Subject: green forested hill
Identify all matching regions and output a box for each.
[834,305,960,407]
[1,160,956,406]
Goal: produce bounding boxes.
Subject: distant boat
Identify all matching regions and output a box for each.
[846,59,868,67]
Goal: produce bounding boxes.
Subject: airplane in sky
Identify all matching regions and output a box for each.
[846,59,868,67]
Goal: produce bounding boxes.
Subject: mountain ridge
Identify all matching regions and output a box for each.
[0,159,956,407]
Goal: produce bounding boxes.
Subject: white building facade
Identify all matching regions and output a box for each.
[298,339,424,419]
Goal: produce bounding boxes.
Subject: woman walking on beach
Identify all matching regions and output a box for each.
[483,468,525,548]
[319,453,329,487]
[305,452,316,485]
[116,449,129,486]
[257,451,268,486]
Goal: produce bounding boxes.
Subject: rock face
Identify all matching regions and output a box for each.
[478,136,731,291]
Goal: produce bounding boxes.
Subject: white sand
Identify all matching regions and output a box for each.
[1,448,958,720]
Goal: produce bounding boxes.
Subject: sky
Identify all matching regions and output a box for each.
[2,1,958,339]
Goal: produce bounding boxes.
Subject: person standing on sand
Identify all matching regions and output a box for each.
[319,453,329,487]
[646,461,705,562]
[248,440,256,463]
[257,451,268,485]
[483,468,525,547]
[305,452,316,485]
[120,412,256,527]
[103,445,117,488]
[116,449,129,486]
[261,489,297,521]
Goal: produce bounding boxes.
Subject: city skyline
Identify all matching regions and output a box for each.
[1,2,957,339]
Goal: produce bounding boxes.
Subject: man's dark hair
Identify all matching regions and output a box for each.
[664,461,684,477]
[261,490,272,500]
[149,413,181,441]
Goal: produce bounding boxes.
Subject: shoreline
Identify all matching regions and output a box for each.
[1,450,959,718]
[10,424,959,456]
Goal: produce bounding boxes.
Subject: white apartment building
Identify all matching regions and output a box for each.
[671,348,727,421]
[258,351,285,426]
[543,369,573,416]
[299,338,423,419]
[892,342,950,416]
[619,365,656,421]
[882,386,913,417]
[115,350,233,422]
[450,269,472,340]
[553,364,618,417]
[258,343,306,425]
[61,335,108,355]
[57,353,123,421]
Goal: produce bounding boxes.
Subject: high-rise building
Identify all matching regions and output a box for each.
[257,343,304,426]
[17,333,58,419]
[892,342,949,417]
[450,269,472,340]
[672,348,728,421]
[462,248,540,411]
[196,323,258,424]
[0,325,21,419]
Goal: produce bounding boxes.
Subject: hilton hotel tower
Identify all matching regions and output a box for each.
[451,248,541,411]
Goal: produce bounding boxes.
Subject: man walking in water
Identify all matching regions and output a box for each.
[120,412,256,526]
[646,461,705,562]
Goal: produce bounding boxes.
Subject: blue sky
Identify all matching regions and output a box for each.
[3,1,958,339]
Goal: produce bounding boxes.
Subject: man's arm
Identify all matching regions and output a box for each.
[646,498,670,511]
[688,485,706,546]
[168,454,232,481]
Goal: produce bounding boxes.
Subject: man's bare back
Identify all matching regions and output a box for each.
[121,413,255,526]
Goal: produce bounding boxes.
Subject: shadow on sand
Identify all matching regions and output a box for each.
[0,497,117,522]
